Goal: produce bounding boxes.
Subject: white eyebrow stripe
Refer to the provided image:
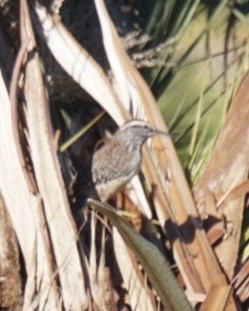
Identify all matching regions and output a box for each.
[120,120,153,131]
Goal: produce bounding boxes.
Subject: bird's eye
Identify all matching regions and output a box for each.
[144,125,152,131]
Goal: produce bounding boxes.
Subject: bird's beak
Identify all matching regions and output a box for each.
[152,129,170,137]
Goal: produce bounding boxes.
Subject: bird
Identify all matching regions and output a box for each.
[91,119,168,202]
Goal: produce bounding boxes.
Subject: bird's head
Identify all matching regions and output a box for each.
[115,120,168,150]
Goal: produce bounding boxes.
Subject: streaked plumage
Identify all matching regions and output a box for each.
[91,120,167,201]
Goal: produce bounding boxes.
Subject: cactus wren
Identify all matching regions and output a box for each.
[91,119,168,202]
[74,120,168,209]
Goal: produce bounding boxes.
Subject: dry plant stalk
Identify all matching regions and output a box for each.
[194,73,249,282]
[0,0,87,309]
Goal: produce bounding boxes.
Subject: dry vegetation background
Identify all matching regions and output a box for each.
[0,0,249,310]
